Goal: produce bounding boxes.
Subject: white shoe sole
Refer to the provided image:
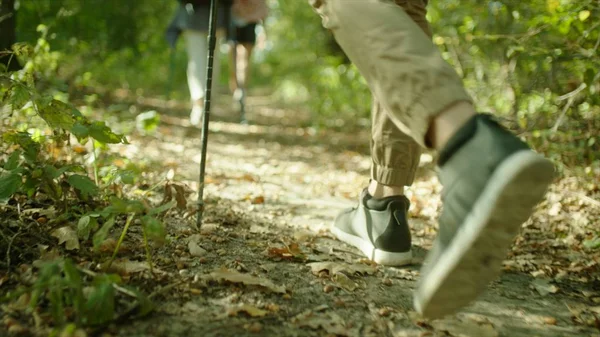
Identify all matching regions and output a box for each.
[332,226,413,266]
[414,150,554,319]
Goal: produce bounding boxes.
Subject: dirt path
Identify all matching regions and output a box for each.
[102,96,599,337]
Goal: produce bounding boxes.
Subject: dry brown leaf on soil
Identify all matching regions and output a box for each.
[200,268,286,294]
[332,273,358,292]
[294,311,357,337]
[267,242,305,260]
[431,317,499,337]
[188,241,207,257]
[103,259,152,276]
[251,195,265,204]
[171,183,188,210]
[226,304,268,317]
[307,262,377,276]
[531,278,559,296]
[21,207,57,219]
[51,226,80,250]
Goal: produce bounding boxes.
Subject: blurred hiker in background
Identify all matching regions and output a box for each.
[166,0,233,126]
[228,0,268,123]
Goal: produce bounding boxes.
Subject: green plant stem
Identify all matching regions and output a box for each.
[92,141,99,186]
[142,226,154,274]
[105,213,135,271]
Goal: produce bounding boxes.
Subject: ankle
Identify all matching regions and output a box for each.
[426,101,476,150]
[368,180,405,198]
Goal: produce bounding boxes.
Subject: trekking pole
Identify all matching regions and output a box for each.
[197,0,220,229]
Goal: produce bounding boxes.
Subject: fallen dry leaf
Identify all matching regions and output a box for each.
[51,226,80,250]
[294,312,355,337]
[200,268,286,294]
[307,262,376,276]
[531,278,559,296]
[104,259,151,275]
[227,304,268,317]
[332,273,357,292]
[188,241,207,257]
[432,317,498,337]
[267,242,304,260]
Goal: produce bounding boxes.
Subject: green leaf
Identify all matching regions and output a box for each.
[4,151,21,171]
[88,121,126,144]
[0,172,22,201]
[37,99,79,131]
[48,275,66,325]
[71,122,90,140]
[29,261,61,310]
[579,10,591,21]
[3,131,40,162]
[84,278,115,325]
[584,237,600,250]
[9,84,30,110]
[141,215,166,245]
[67,174,99,198]
[103,197,146,215]
[148,200,176,216]
[93,216,116,251]
[77,215,98,240]
[135,110,161,135]
[44,164,75,179]
[127,287,154,317]
[118,170,136,185]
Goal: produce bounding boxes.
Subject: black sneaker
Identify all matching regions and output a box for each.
[413,114,554,319]
[332,189,413,266]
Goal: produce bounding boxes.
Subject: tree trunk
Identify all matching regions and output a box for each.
[0,0,22,71]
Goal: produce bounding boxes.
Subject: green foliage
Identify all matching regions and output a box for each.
[1,29,172,331]
[22,259,151,328]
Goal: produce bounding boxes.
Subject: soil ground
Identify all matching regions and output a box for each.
[111,94,600,337]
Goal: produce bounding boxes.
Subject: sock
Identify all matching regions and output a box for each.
[364,192,402,211]
[437,115,478,166]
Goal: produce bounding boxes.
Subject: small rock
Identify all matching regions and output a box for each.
[382,278,393,286]
[323,284,335,293]
[543,316,557,325]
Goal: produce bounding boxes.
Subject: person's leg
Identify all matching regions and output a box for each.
[370,0,432,197]
[229,23,256,122]
[236,42,255,91]
[310,0,554,318]
[332,0,431,267]
[184,30,208,126]
[185,29,224,126]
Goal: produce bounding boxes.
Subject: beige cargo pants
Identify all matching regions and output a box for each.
[310,0,472,186]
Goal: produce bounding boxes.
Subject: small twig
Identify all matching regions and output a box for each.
[77,267,138,298]
[148,281,184,300]
[567,191,600,208]
[552,83,587,133]
[557,83,587,101]
[6,231,22,270]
